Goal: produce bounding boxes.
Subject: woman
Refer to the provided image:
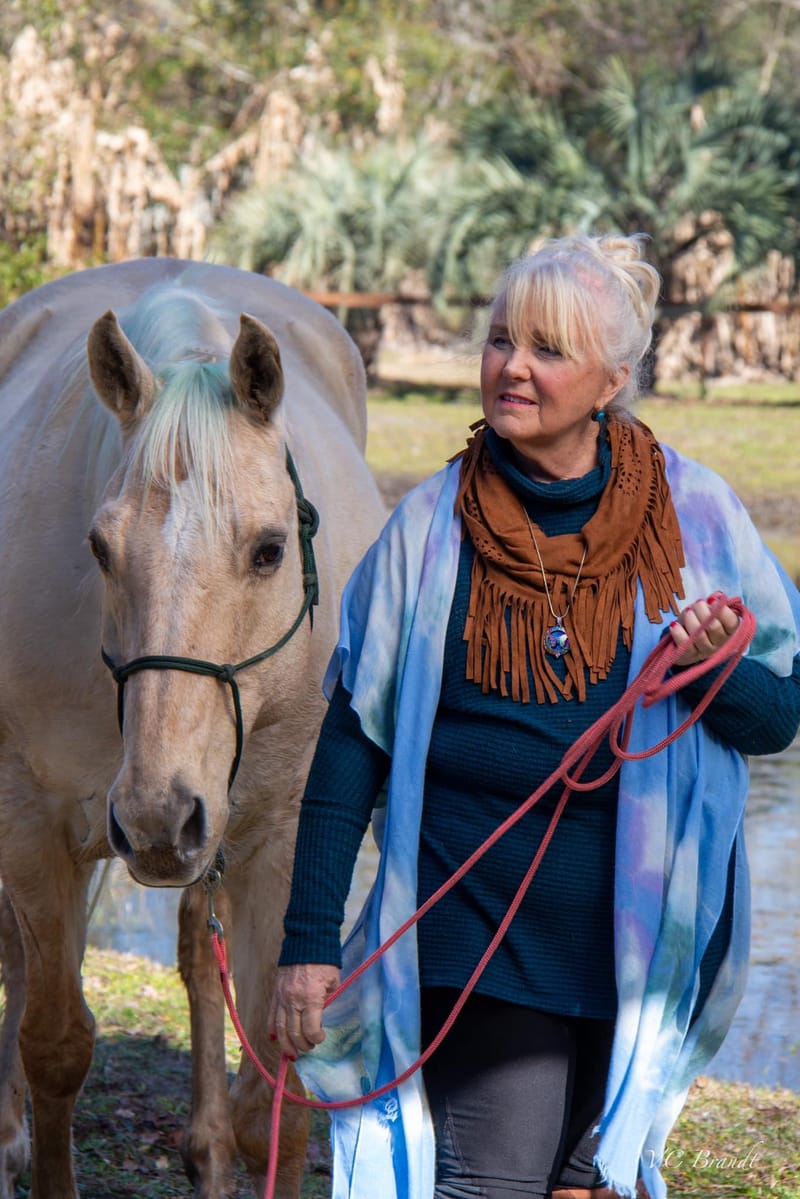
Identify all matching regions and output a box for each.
[270,234,800,1199]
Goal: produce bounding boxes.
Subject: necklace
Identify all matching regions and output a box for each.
[524,513,588,659]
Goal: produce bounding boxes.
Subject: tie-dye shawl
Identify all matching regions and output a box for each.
[296,445,800,1199]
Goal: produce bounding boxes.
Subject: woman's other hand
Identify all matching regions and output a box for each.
[669,593,740,667]
[268,962,341,1057]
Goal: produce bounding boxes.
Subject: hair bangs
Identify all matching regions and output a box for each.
[502,258,607,363]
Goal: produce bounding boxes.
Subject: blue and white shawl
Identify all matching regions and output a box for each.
[296,445,800,1199]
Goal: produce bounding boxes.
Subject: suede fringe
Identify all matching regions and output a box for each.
[456,418,686,704]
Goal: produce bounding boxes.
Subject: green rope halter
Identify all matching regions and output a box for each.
[102,448,320,790]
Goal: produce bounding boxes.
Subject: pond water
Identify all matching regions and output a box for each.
[87,736,800,1092]
[705,736,800,1091]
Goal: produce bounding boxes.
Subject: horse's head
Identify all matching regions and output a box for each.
[86,298,313,887]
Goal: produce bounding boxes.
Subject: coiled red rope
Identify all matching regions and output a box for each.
[209,595,755,1199]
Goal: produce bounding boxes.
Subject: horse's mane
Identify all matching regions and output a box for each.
[62,287,262,531]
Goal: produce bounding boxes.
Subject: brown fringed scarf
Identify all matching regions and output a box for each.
[455,417,686,704]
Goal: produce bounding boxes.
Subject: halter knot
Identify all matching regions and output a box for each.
[101,649,125,684]
[297,495,320,537]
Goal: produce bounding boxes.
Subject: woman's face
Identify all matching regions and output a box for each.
[480,305,627,474]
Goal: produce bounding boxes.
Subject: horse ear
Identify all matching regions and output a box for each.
[87,311,156,425]
[229,314,284,422]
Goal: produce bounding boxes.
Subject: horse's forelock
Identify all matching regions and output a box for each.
[124,361,239,534]
[113,288,258,535]
[63,286,282,533]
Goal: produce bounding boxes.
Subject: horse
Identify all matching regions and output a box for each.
[0,258,385,1198]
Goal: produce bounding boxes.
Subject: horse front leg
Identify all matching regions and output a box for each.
[4,854,95,1199]
[178,880,238,1199]
[0,888,30,1199]
[226,843,310,1199]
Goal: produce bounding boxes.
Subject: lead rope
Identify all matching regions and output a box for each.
[206,595,756,1199]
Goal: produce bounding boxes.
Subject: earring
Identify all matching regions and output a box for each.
[592,409,606,422]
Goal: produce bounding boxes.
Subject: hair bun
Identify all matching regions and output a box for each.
[585,234,661,322]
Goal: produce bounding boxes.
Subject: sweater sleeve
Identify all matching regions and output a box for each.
[678,652,800,756]
[279,678,391,968]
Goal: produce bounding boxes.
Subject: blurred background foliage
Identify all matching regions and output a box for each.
[2,0,800,372]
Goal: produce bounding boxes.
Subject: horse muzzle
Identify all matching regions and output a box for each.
[107,783,215,887]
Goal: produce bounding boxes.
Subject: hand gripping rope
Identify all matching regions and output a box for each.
[205,594,756,1199]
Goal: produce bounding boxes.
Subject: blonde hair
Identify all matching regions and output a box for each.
[491,233,661,411]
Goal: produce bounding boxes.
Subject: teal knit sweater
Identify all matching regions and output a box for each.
[280,431,800,1019]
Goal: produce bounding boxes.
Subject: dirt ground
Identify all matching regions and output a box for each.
[740,492,798,544]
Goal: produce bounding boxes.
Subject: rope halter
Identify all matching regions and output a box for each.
[101,448,319,790]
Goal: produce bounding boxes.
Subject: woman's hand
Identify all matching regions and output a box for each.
[268,962,341,1058]
[669,592,740,667]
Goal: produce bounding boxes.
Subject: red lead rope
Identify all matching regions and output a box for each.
[209,595,756,1199]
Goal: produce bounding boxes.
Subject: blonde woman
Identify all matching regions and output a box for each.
[271,235,800,1199]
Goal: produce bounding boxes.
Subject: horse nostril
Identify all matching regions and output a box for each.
[178,796,207,856]
[108,802,134,861]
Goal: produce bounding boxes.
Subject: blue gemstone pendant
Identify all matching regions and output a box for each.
[543,620,570,658]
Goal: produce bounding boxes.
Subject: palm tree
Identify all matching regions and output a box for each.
[584,56,800,385]
[426,99,604,311]
[587,56,799,299]
[430,61,800,376]
[210,137,449,372]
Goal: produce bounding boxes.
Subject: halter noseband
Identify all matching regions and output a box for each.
[101,449,319,790]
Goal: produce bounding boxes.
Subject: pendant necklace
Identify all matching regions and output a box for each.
[524,512,588,659]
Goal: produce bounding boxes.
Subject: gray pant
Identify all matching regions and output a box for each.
[421,989,615,1198]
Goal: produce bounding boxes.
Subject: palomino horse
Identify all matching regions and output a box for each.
[0,259,385,1198]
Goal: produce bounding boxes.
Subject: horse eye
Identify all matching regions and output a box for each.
[252,539,285,571]
[88,530,111,574]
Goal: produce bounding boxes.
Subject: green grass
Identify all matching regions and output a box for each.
[654,378,800,405]
[664,1076,800,1198]
[638,396,800,497]
[365,390,483,477]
